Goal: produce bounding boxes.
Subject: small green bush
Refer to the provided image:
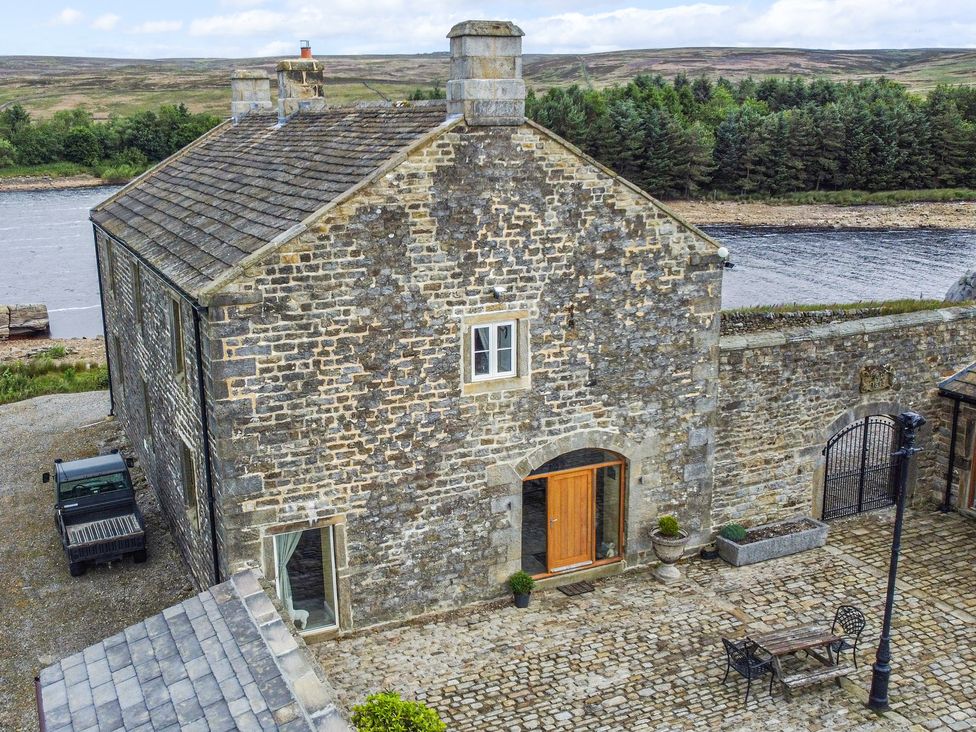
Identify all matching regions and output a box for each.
[508,570,535,595]
[42,345,68,359]
[352,691,446,732]
[720,523,747,542]
[657,515,681,538]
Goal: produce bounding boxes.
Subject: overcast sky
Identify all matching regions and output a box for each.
[5,1,976,58]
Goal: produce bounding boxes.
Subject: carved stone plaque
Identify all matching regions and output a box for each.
[860,364,894,393]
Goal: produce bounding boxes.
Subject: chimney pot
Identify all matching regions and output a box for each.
[300,40,312,58]
[276,51,326,119]
[446,20,525,126]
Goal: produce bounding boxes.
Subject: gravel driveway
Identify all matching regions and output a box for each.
[0,391,195,730]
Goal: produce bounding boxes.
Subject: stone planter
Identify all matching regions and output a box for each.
[651,530,689,583]
[716,517,828,567]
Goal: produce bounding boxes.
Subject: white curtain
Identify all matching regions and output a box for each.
[275,531,303,616]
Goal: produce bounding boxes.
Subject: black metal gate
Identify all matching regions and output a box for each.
[822,415,901,521]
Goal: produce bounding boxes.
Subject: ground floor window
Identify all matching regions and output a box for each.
[274,526,339,632]
[521,449,625,576]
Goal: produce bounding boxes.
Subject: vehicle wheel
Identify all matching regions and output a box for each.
[69,561,86,577]
[133,549,148,564]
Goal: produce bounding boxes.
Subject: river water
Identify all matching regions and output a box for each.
[1,187,974,337]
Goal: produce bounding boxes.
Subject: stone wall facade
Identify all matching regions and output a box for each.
[95,228,217,587]
[205,122,723,629]
[713,307,976,529]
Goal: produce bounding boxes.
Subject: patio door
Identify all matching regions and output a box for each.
[547,469,594,572]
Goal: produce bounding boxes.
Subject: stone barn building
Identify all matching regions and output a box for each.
[91,20,725,636]
[91,18,976,641]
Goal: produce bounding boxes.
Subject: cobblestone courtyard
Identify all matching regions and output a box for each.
[317,509,976,731]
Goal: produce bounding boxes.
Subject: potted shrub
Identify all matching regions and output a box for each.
[651,515,689,583]
[352,690,446,732]
[508,570,535,608]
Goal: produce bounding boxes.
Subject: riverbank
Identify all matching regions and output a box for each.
[0,173,113,192]
[667,200,976,230]
[0,336,105,365]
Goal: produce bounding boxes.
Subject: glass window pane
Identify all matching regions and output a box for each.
[474,351,490,375]
[520,478,547,574]
[275,527,338,631]
[595,466,622,560]
[473,326,489,352]
[497,347,512,373]
[497,323,512,349]
[529,449,623,476]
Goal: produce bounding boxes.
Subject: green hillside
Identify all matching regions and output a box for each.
[1,47,974,119]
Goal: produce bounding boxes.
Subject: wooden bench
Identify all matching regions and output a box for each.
[781,663,854,694]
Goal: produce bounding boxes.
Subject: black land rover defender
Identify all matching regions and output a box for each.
[43,452,147,576]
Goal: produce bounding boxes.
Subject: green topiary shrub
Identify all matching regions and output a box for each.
[657,515,681,538]
[507,570,535,595]
[720,523,747,542]
[352,691,446,732]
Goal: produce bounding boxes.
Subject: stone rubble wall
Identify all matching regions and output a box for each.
[96,230,217,588]
[207,122,724,628]
[714,306,976,529]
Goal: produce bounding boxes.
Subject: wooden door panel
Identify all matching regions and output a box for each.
[547,469,594,572]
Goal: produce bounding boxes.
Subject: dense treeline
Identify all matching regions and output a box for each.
[526,76,976,198]
[0,103,220,179]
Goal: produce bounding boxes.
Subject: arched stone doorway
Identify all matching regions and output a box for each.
[520,448,627,576]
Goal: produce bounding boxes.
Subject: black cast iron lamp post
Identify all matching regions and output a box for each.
[868,410,926,711]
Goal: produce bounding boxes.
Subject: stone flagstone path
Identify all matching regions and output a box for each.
[316,509,976,731]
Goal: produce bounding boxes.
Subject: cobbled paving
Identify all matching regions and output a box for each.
[317,509,976,731]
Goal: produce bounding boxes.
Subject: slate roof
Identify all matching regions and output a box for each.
[37,570,348,731]
[91,104,451,296]
[940,362,976,403]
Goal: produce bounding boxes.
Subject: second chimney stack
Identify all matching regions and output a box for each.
[446,20,525,126]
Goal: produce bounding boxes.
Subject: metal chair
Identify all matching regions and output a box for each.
[830,605,866,669]
[721,638,773,702]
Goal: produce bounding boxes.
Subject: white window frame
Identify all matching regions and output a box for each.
[471,320,517,382]
[273,526,340,633]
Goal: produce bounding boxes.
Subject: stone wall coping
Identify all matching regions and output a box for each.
[720,306,976,352]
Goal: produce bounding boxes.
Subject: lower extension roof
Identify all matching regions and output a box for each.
[91,104,452,297]
[939,361,976,404]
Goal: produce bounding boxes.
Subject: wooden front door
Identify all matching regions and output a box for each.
[547,469,594,572]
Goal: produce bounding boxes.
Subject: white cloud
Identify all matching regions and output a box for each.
[50,8,83,26]
[740,0,976,48]
[91,14,121,31]
[189,9,286,36]
[523,5,735,53]
[255,40,298,57]
[219,0,268,6]
[130,20,184,34]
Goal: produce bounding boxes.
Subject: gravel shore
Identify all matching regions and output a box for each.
[0,174,111,192]
[0,336,106,366]
[0,391,195,730]
[667,200,976,230]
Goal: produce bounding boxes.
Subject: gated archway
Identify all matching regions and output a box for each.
[822,415,901,520]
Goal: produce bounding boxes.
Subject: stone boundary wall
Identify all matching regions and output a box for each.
[720,307,926,335]
[713,306,976,529]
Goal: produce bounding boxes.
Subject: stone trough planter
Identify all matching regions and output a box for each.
[716,516,828,567]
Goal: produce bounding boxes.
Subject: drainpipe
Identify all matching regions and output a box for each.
[942,397,961,513]
[192,304,222,585]
[34,676,47,732]
[91,224,115,416]
[90,222,222,586]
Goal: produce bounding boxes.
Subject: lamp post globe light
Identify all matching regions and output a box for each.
[868,410,926,711]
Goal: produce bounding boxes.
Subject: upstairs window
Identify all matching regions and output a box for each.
[170,297,185,377]
[471,320,516,381]
[133,264,144,333]
[105,243,117,297]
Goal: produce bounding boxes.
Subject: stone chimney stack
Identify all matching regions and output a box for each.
[230,70,272,120]
[446,20,525,125]
[277,43,326,120]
